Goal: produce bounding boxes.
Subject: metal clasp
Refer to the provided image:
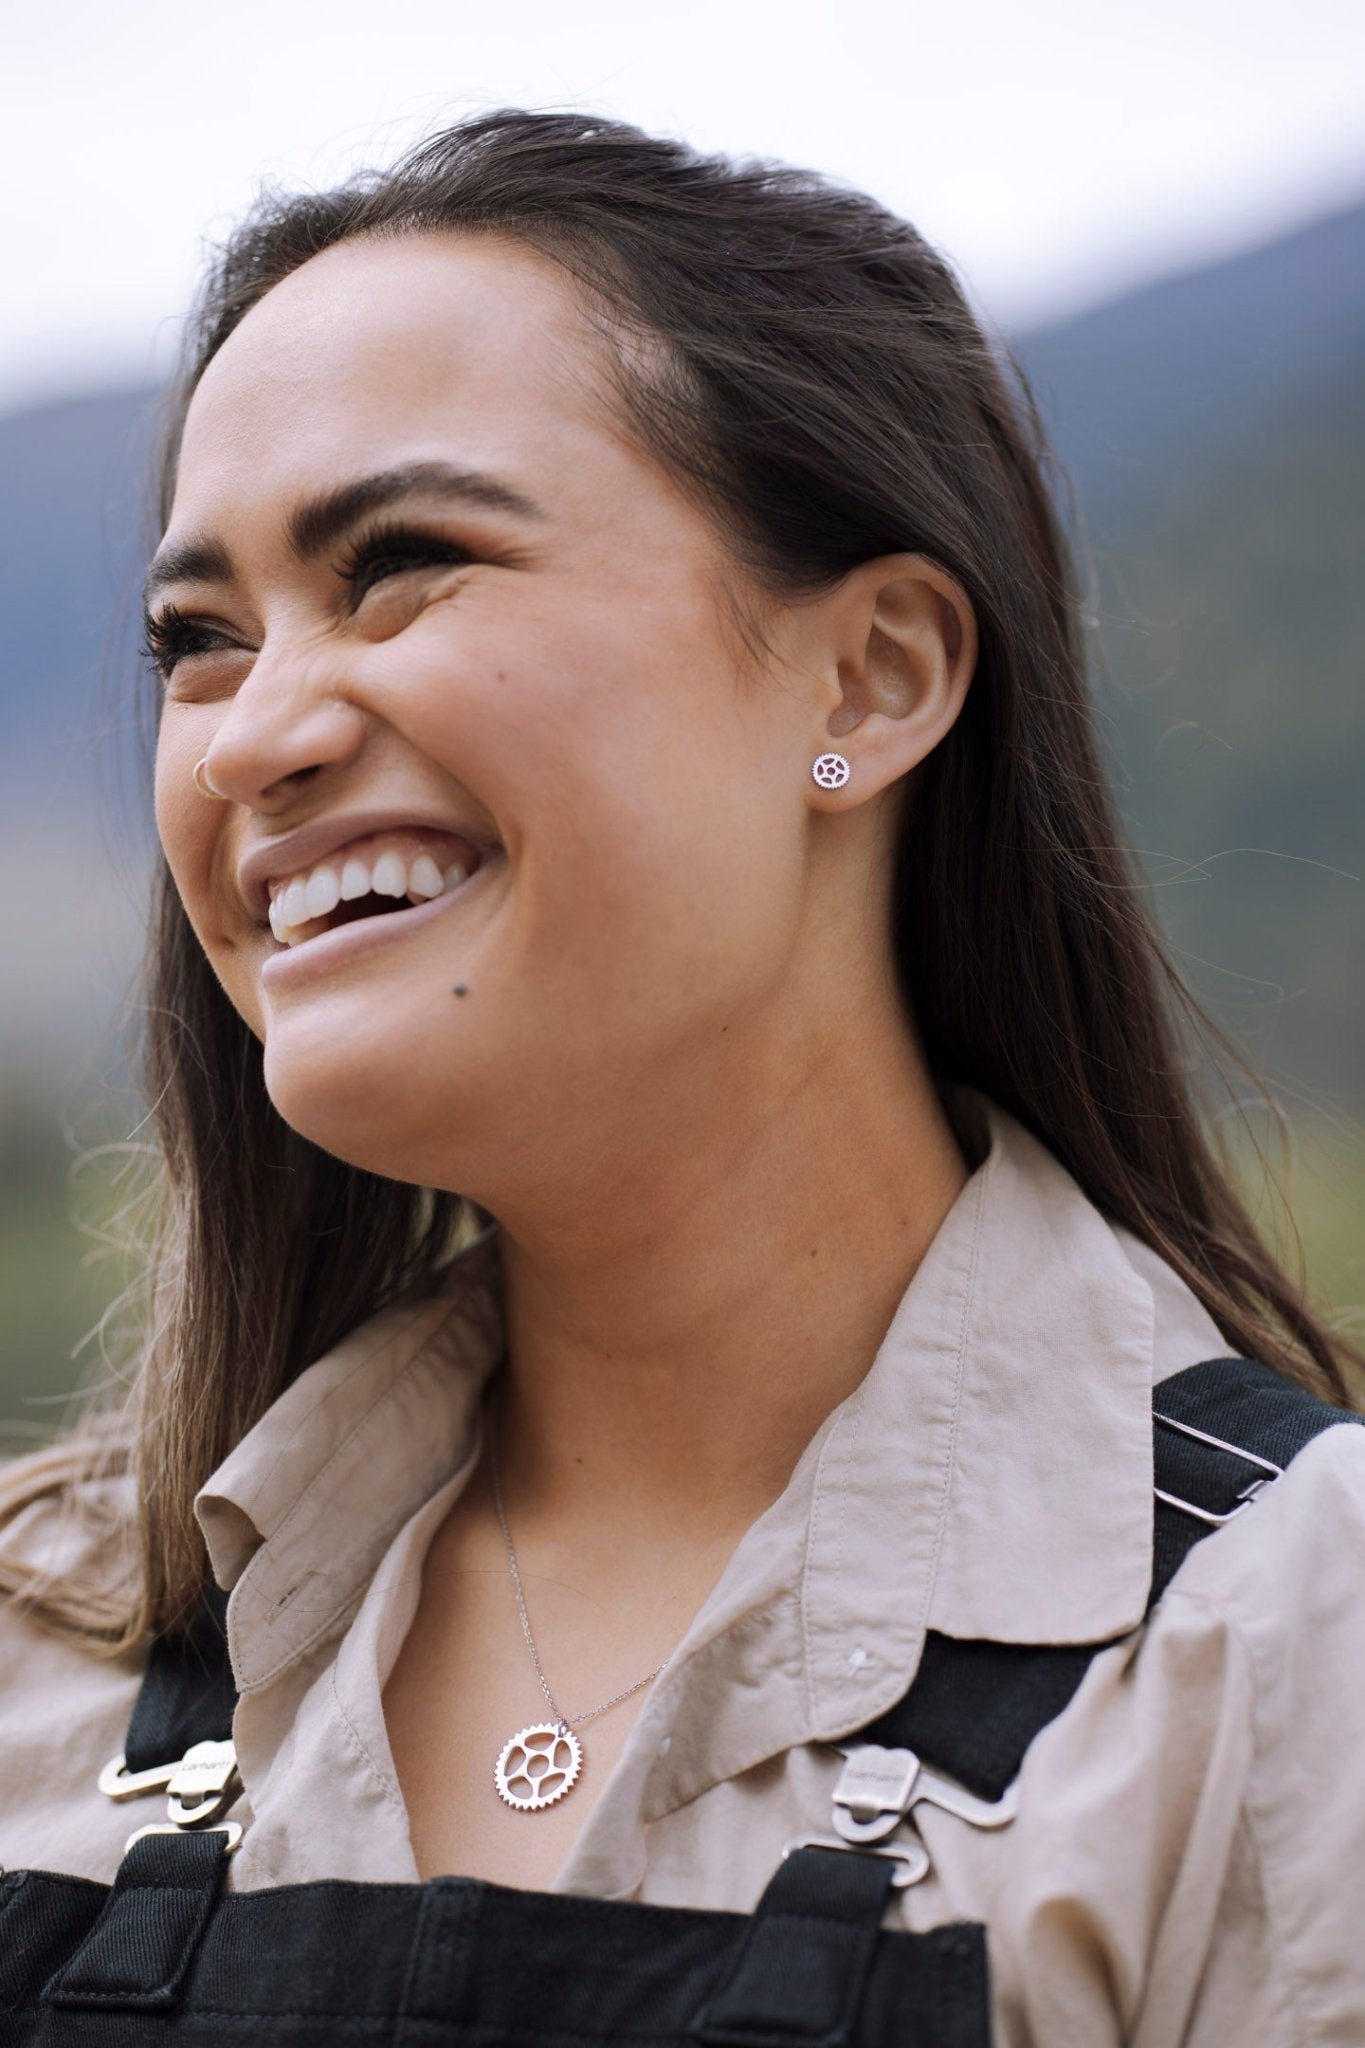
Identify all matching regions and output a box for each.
[1153,1412,1284,1527]
[831,1745,922,1843]
[832,1742,1019,1844]
[99,1740,241,1828]
[165,1741,241,1827]
[99,1754,176,1801]
[913,1763,1020,1831]
[811,1741,1020,1890]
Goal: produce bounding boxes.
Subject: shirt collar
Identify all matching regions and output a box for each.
[196,1228,503,1691]
[197,1090,1215,1739]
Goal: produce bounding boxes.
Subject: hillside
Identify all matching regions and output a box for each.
[1012,210,1364,1106]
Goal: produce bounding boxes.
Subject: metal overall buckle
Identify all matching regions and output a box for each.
[99,1739,243,1853]
[783,1741,1019,1889]
[1152,1411,1284,1526]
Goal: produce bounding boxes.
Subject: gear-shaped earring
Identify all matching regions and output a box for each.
[812,752,851,790]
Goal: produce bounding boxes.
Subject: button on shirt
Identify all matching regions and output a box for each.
[3,1089,1364,2047]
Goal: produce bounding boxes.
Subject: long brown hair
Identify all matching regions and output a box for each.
[4,109,1359,1649]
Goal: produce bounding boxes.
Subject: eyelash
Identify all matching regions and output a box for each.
[140,523,475,680]
[140,602,214,680]
[331,521,475,598]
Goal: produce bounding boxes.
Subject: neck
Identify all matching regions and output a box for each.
[489,1006,970,1558]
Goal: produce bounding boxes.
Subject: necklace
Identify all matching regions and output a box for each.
[490,1436,669,1813]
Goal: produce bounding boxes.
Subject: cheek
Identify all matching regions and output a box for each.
[403,583,738,830]
[153,725,248,999]
[422,597,780,948]
[154,731,201,898]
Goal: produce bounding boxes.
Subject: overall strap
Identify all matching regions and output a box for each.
[42,1831,230,2013]
[690,1849,988,2047]
[855,1355,1362,1800]
[1147,1354,1358,1592]
[43,1585,240,2015]
[691,1850,893,2042]
[124,1580,234,1773]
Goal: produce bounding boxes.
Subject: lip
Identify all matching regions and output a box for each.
[259,850,500,990]
[238,806,502,923]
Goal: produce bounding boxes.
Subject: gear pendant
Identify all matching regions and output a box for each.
[494,1723,583,1811]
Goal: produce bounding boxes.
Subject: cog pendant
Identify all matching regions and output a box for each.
[494,1723,583,1811]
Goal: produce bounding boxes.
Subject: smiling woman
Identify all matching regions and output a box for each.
[1,110,1363,2048]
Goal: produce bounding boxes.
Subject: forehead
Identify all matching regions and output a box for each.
[173,234,627,524]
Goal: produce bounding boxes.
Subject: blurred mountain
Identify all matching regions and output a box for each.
[1018,201,1365,530]
[0,386,161,767]
[1,199,1362,1100]
[1014,200,1364,1107]
[0,388,160,1076]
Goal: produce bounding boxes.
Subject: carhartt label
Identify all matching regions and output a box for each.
[835,1745,920,1817]
[168,1741,237,1799]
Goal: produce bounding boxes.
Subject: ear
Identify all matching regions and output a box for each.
[805,554,977,807]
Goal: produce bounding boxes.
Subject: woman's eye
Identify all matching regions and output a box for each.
[337,526,475,603]
[140,605,236,682]
[139,528,474,681]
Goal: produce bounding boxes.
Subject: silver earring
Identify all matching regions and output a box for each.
[812,752,851,790]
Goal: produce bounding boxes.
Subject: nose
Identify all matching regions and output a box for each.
[198,633,369,811]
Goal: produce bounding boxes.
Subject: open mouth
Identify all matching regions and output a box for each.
[267,828,490,949]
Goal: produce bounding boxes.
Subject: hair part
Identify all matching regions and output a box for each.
[4,108,1358,1648]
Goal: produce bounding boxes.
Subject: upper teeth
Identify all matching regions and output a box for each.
[268,848,472,946]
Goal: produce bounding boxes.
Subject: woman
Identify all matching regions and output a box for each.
[1,111,1361,2046]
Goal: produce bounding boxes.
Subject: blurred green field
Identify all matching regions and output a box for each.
[1219,1110,1365,1392]
[0,1099,144,1444]
[3,1087,1360,1442]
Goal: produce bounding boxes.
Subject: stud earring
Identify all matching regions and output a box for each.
[812,752,851,790]
[192,757,228,801]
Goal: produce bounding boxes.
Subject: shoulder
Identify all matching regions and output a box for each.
[996,1406,1365,2042]
[1139,1409,1365,2037]
[1158,1393,1365,1632]
[0,1443,149,1880]
[1119,1403,1365,1755]
[0,1432,139,1594]
[1038,1403,1365,1774]
[1055,1387,1365,1857]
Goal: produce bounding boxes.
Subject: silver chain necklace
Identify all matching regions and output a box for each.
[490,1433,669,1813]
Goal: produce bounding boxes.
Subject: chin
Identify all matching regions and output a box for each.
[262,1034,455,1188]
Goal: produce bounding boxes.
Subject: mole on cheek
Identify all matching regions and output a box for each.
[452,983,469,997]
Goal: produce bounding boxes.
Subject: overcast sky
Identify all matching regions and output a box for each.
[4,0,1364,412]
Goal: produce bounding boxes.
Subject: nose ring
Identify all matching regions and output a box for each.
[193,757,228,801]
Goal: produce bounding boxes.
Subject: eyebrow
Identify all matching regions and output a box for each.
[142,460,546,607]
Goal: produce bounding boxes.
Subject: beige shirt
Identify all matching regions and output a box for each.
[3,1089,1363,2046]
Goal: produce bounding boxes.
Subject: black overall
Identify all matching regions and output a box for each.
[2,1358,1358,2047]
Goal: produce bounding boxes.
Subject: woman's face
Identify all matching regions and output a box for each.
[152,234,860,1202]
